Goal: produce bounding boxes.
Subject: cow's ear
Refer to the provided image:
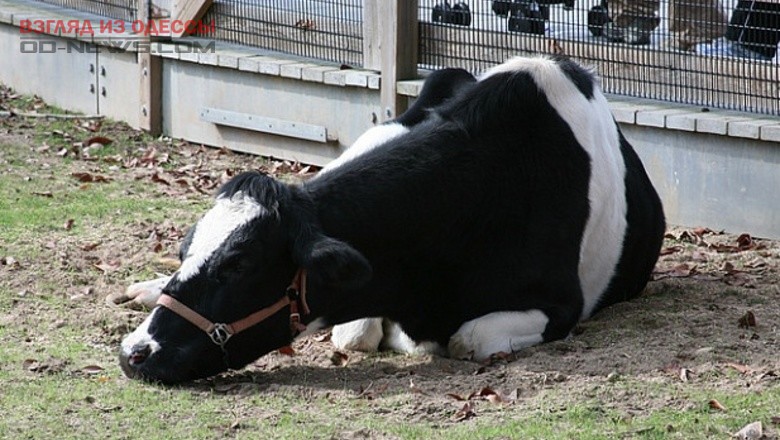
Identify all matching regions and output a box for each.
[297,235,372,291]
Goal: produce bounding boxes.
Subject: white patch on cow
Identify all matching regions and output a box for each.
[381,320,445,356]
[120,308,162,357]
[317,123,409,176]
[331,318,384,352]
[177,191,268,282]
[483,56,628,319]
[447,310,549,360]
[295,317,328,339]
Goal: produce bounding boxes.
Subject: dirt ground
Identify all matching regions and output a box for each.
[1,86,778,438]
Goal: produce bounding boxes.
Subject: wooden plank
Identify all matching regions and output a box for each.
[172,0,212,38]
[138,0,162,134]
[361,0,381,70]
[379,1,418,122]
[200,107,334,143]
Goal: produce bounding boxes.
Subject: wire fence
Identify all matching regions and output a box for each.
[20,0,779,115]
[197,0,364,67]
[30,0,136,22]
[418,0,779,115]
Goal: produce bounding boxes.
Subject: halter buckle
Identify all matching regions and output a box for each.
[208,323,233,347]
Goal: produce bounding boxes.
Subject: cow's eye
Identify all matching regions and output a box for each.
[218,254,252,277]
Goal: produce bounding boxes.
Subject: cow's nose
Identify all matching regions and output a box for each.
[119,344,151,377]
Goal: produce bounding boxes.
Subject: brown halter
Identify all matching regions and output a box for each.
[156,269,310,351]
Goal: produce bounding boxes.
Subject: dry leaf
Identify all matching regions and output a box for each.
[708,399,727,411]
[453,401,476,422]
[94,260,121,273]
[726,363,753,375]
[81,365,105,375]
[409,379,428,395]
[738,311,757,329]
[313,332,331,343]
[23,359,41,372]
[278,346,295,356]
[693,227,714,237]
[71,172,110,183]
[357,382,388,400]
[80,242,101,251]
[330,351,349,366]
[85,136,113,146]
[679,368,692,382]
[63,219,74,230]
[733,421,762,440]
[151,173,171,186]
[33,191,53,197]
[737,233,755,250]
[653,263,697,280]
[660,246,682,256]
[478,388,506,405]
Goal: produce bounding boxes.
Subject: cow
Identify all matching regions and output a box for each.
[113,67,476,354]
[119,55,665,384]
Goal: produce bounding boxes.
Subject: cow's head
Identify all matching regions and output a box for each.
[119,172,372,384]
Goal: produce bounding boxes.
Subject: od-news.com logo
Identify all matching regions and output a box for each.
[18,19,217,54]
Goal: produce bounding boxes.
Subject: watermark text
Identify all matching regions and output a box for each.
[19,19,215,36]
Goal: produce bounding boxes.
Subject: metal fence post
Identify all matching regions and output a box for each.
[378,0,418,122]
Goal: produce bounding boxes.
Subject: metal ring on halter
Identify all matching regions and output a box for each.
[208,323,233,347]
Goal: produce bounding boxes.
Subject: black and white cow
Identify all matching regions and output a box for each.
[115,67,476,353]
[120,56,665,384]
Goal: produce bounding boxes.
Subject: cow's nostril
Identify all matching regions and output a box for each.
[128,344,152,366]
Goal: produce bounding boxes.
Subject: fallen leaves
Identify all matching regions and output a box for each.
[356,381,389,400]
[708,399,727,411]
[446,386,519,422]
[71,171,112,183]
[653,227,772,287]
[93,259,121,273]
[452,401,476,422]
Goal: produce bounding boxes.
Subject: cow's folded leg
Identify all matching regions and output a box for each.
[447,309,554,361]
[331,318,384,352]
[106,275,172,310]
[380,319,446,356]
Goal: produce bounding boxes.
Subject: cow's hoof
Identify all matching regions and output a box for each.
[331,318,384,352]
[447,334,476,360]
[381,320,445,356]
[107,275,172,310]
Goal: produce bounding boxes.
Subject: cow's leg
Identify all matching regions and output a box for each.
[331,318,384,352]
[106,275,171,310]
[447,310,552,361]
[380,320,446,356]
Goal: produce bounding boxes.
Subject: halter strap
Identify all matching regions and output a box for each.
[156,269,310,349]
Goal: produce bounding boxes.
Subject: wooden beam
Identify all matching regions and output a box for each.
[138,0,163,134]
[361,0,381,70]
[378,0,419,122]
[172,0,212,38]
